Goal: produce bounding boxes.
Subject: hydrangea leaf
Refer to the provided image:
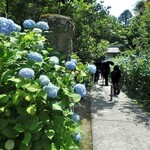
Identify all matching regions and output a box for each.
[39,110,50,123]
[22,131,31,146]
[8,77,22,83]
[0,94,9,103]
[80,70,86,76]
[42,139,51,150]
[32,122,43,133]
[76,74,83,82]
[51,143,57,150]
[26,83,41,92]
[37,90,47,100]
[72,94,81,103]
[0,119,8,130]
[2,126,19,138]
[52,102,62,111]
[13,89,23,105]
[45,130,55,140]
[26,105,37,115]
[1,70,13,83]
[28,116,40,131]
[14,123,24,133]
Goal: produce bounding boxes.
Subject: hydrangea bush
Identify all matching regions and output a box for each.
[0,18,93,149]
[113,50,150,110]
[0,17,21,35]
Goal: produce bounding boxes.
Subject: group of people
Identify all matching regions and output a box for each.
[94,60,121,96]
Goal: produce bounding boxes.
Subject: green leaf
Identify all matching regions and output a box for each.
[45,130,55,140]
[28,116,40,131]
[32,132,43,141]
[1,70,13,83]
[26,105,37,115]
[39,110,50,123]
[37,90,47,100]
[52,102,62,111]
[0,119,8,130]
[0,107,5,112]
[62,88,72,97]
[54,115,64,126]
[13,89,25,105]
[24,94,32,101]
[8,77,22,83]
[81,70,86,76]
[19,143,31,150]
[0,94,9,103]
[32,122,43,133]
[22,131,31,146]
[51,143,57,150]
[26,83,41,92]
[41,138,51,150]
[72,94,81,103]
[14,124,24,133]
[76,74,83,82]
[16,80,25,88]
[2,126,19,138]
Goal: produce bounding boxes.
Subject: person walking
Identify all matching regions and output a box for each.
[111,65,121,96]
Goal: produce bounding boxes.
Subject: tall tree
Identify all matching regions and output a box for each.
[118,9,133,26]
[134,0,145,15]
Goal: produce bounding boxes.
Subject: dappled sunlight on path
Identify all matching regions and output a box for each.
[91,79,150,150]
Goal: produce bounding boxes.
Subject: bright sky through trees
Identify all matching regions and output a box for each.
[98,0,140,17]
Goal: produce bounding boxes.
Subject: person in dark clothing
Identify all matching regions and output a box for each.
[111,65,121,95]
[94,62,101,83]
[94,60,114,85]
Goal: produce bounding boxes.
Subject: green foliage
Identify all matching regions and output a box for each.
[0,29,92,149]
[64,0,111,62]
[112,2,150,112]
[111,4,150,113]
[113,50,150,111]
[0,0,128,62]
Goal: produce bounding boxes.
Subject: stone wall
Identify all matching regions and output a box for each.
[40,14,75,60]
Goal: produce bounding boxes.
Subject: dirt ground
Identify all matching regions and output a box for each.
[75,90,93,150]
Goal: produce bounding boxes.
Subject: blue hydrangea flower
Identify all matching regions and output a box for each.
[74,133,81,142]
[33,28,42,33]
[73,83,86,97]
[14,23,21,32]
[37,41,44,49]
[0,17,16,35]
[43,83,59,98]
[7,19,16,32]
[39,75,50,86]
[49,56,59,65]
[72,113,80,122]
[71,58,77,65]
[23,19,35,29]
[28,52,43,62]
[65,61,76,70]
[87,64,97,74]
[18,68,34,79]
[47,89,58,98]
[36,21,49,30]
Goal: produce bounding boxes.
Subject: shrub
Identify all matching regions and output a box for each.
[113,50,150,110]
[0,19,92,149]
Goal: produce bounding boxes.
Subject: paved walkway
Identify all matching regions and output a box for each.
[90,80,150,150]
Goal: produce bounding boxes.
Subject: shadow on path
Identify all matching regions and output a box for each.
[119,100,150,127]
[90,83,118,115]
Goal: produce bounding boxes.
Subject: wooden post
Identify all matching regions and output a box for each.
[5,0,8,18]
[110,84,113,101]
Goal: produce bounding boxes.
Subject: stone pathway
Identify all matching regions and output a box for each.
[90,80,150,150]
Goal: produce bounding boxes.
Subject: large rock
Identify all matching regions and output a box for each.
[40,14,75,60]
